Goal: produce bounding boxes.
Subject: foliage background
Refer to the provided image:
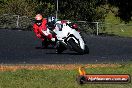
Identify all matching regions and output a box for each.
[0,0,124,22]
[0,0,132,22]
[1,0,132,37]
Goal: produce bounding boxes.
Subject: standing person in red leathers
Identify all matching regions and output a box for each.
[33,14,56,48]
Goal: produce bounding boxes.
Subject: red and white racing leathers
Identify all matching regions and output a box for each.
[33,18,54,41]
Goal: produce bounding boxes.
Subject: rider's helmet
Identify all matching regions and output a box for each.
[35,14,43,26]
[47,16,56,30]
[47,16,56,24]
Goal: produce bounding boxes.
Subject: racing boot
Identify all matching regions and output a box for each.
[42,39,48,49]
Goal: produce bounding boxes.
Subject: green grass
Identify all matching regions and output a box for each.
[0,64,132,88]
[101,23,132,37]
[100,11,132,37]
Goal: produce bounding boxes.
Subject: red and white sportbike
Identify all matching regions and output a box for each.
[53,20,89,54]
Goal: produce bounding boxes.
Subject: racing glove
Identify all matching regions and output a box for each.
[51,38,55,42]
[41,28,51,36]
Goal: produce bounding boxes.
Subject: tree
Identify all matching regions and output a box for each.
[57,0,107,21]
[108,0,132,22]
[0,0,108,22]
[2,0,36,17]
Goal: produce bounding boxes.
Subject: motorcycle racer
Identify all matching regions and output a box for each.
[33,14,56,48]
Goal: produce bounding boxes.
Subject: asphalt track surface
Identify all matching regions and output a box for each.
[0,29,132,64]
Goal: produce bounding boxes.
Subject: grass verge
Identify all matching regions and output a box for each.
[0,64,132,88]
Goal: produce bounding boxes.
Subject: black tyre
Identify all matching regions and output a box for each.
[56,42,67,54]
[84,45,89,54]
[68,38,84,54]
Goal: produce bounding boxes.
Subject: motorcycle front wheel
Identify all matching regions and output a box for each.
[68,38,84,54]
[84,45,89,54]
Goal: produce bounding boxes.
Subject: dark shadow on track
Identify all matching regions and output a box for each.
[35,46,56,49]
[46,52,88,55]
